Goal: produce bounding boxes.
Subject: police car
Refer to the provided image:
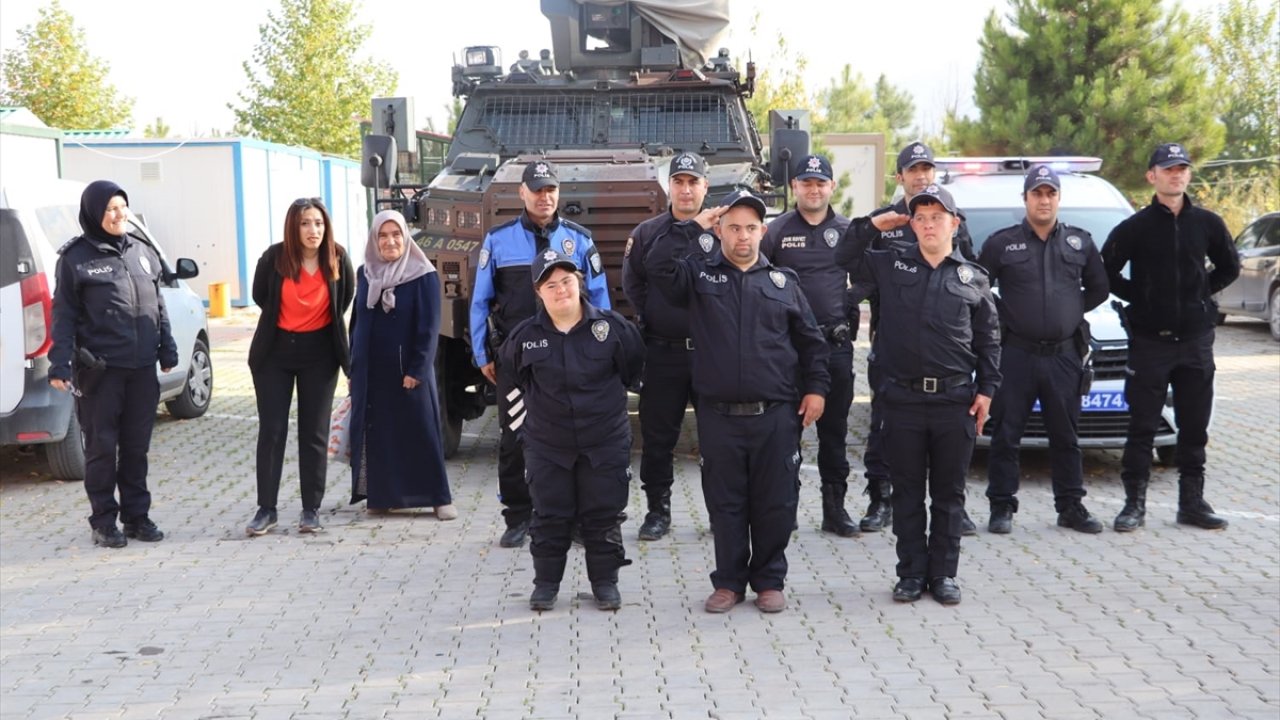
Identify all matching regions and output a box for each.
[934,156,1178,463]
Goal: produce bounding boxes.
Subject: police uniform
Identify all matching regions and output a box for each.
[622,152,717,540]
[469,161,610,542]
[1101,143,1240,532]
[760,154,858,537]
[502,251,645,610]
[48,180,179,545]
[978,165,1109,533]
[836,142,977,533]
[854,185,1000,602]
[646,191,830,607]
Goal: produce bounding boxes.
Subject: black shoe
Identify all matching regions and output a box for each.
[122,518,164,542]
[930,577,962,605]
[1057,504,1104,534]
[1114,502,1146,532]
[988,505,1013,534]
[892,577,925,603]
[860,500,892,532]
[960,511,978,537]
[1176,501,1229,530]
[298,509,323,533]
[592,582,622,611]
[92,525,127,549]
[246,508,278,536]
[500,520,530,548]
[529,584,558,611]
[637,512,671,541]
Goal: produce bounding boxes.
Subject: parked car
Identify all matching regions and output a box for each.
[0,178,212,480]
[1214,211,1280,341]
[933,156,1179,464]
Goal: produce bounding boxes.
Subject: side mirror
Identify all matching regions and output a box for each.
[361,134,397,190]
[769,128,809,187]
[174,258,199,280]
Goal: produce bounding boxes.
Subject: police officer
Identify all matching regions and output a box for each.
[48,180,179,548]
[502,251,645,611]
[979,165,1109,534]
[761,154,858,537]
[836,141,979,535]
[470,160,611,548]
[1102,143,1239,533]
[852,184,1000,605]
[622,151,716,541]
[646,190,830,614]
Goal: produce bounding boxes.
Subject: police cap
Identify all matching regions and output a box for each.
[719,189,767,220]
[669,152,708,179]
[531,248,579,285]
[907,184,959,217]
[1149,142,1192,169]
[897,142,935,172]
[522,160,559,190]
[793,154,833,181]
[1024,164,1061,193]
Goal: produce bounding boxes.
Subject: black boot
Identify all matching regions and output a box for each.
[637,491,672,541]
[987,503,1014,534]
[820,484,859,537]
[530,555,566,611]
[1114,478,1147,532]
[859,480,893,532]
[1176,475,1228,530]
[586,522,631,611]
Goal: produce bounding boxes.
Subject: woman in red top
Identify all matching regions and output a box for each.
[245,198,355,535]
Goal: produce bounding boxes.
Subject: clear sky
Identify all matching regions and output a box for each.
[0,0,1227,138]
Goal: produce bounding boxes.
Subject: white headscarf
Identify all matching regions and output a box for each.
[364,210,434,312]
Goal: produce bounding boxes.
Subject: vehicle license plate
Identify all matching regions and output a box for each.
[1032,391,1129,413]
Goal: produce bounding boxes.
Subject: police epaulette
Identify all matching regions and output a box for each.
[57,236,85,254]
[488,217,520,235]
[560,219,593,239]
[960,260,990,279]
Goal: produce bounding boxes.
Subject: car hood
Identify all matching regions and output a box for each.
[1085,295,1127,343]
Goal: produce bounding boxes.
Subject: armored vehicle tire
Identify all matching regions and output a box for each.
[437,353,463,458]
[46,409,86,480]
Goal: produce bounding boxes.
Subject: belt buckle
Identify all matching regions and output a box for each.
[922,377,938,393]
[684,338,695,351]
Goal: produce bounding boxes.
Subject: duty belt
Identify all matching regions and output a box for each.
[709,400,784,416]
[647,335,695,351]
[890,373,972,394]
[1005,333,1075,356]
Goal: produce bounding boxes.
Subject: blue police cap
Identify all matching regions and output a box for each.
[907,184,959,217]
[719,189,767,220]
[1024,164,1061,193]
[531,248,579,285]
[1149,142,1192,169]
[793,154,833,181]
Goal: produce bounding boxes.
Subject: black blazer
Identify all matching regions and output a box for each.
[247,243,356,374]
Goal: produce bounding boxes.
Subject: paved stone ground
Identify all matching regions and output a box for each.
[2,311,1277,720]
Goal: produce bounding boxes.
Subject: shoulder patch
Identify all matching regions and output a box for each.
[589,248,602,274]
[698,233,715,254]
[489,217,520,234]
[624,237,634,258]
[58,236,84,255]
[769,270,787,288]
[591,320,610,342]
[561,219,593,239]
[823,227,839,248]
[957,265,974,285]
[479,247,491,270]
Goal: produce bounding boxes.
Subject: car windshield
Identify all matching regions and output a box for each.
[964,207,1133,252]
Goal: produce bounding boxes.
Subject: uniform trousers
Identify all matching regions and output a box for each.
[496,357,532,526]
[252,328,338,512]
[637,340,695,499]
[525,443,631,581]
[862,360,891,487]
[882,385,976,579]
[987,344,1086,512]
[1122,331,1215,482]
[697,401,801,593]
[815,340,854,489]
[77,365,159,530]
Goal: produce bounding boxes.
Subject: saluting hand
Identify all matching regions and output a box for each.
[969,393,992,435]
[871,212,910,232]
[798,393,825,428]
[692,205,728,230]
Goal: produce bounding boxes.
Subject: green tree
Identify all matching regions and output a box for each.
[742,14,812,128]
[143,117,171,138]
[0,0,133,130]
[1200,0,1279,169]
[230,0,397,158]
[815,67,918,205]
[951,0,1222,194]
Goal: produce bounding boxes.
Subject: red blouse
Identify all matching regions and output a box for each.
[278,268,332,332]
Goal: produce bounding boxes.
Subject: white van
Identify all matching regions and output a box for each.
[0,178,213,479]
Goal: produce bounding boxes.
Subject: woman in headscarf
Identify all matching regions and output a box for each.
[48,180,179,548]
[347,210,454,518]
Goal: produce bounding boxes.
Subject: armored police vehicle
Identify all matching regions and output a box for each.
[362,0,802,456]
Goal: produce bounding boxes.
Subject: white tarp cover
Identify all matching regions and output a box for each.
[582,0,731,68]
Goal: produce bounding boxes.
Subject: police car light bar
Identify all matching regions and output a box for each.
[934,156,1104,174]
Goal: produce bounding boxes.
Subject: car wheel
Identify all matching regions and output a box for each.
[46,409,86,480]
[166,338,213,418]
[1269,287,1280,341]
[1154,444,1175,466]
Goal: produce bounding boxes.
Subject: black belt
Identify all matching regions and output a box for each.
[647,335,695,351]
[1005,334,1075,356]
[709,400,784,416]
[889,373,972,394]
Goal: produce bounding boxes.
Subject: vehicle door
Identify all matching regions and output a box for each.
[1236,217,1279,314]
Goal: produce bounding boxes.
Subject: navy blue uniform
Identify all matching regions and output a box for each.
[858,244,1001,579]
[502,303,645,590]
[836,198,977,513]
[470,213,609,528]
[646,219,830,594]
[979,221,1108,513]
[1102,193,1239,524]
[622,211,717,513]
[50,197,179,533]
[761,208,858,509]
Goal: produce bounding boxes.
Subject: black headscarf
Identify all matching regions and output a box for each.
[78,179,130,244]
